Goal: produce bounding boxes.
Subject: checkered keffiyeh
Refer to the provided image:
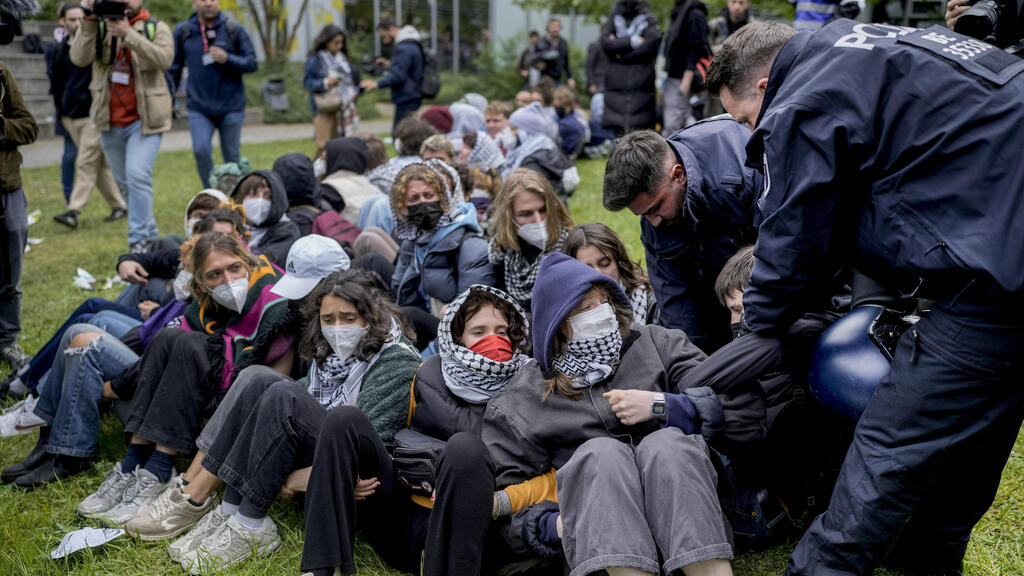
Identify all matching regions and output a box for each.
[489,229,569,309]
[628,283,654,325]
[438,285,530,404]
[553,329,623,389]
[467,132,506,171]
[310,353,360,408]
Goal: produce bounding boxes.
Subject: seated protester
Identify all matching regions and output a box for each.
[420,134,456,164]
[483,253,734,576]
[461,92,488,114]
[273,153,322,237]
[300,285,536,576]
[488,168,574,312]
[166,269,420,572]
[391,163,495,317]
[564,222,658,325]
[77,232,293,527]
[0,236,207,488]
[502,103,577,202]
[319,136,379,224]
[485,101,517,156]
[230,170,301,267]
[468,165,500,226]
[448,102,505,171]
[121,239,350,540]
[582,93,616,159]
[118,189,230,308]
[365,117,437,195]
[553,86,587,160]
[420,105,454,138]
[208,159,253,196]
[351,131,387,176]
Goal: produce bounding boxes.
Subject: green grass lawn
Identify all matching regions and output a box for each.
[2,141,1021,575]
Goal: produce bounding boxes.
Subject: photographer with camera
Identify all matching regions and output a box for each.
[947,0,1024,50]
[71,0,174,254]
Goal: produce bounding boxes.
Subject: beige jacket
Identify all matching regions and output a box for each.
[70,16,174,134]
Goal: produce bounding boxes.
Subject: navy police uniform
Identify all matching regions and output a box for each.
[643,116,761,352]
[743,20,1024,575]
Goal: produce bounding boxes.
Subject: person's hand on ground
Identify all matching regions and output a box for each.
[138,300,159,320]
[208,46,228,64]
[355,476,379,500]
[118,260,149,284]
[604,389,656,425]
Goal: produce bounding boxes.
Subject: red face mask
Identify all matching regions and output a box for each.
[469,334,514,362]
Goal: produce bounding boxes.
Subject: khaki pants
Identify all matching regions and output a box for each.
[61,117,125,212]
[313,113,339,158]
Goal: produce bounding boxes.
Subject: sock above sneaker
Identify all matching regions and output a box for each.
[234,512,266,532]
[122,443,154,474]
[142,450,176,483]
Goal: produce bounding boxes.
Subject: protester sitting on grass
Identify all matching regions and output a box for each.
[448,102,505,171]
[299,285,541,576]
[483,253,734,576]
[318,136,379,225]
[272,153,322,237]
[485,101,517,156]
[365,117,436,195]
[76,232,293,528]
[488,168,573,311]
[420,134,456,165]
[553,86,588,161]
[391,162,495,317]
[467,165,501,226]
[502,103,576,201]
[161,269,419,574]
[564,222,658,325]
[229,170,301,267]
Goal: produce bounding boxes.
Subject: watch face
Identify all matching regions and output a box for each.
[652,401,666,416]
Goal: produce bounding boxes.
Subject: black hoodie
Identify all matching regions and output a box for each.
[273,153,321,236]
[320,137,370,212]
[230,169,301,267]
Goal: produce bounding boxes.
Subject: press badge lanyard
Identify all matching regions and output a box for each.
[200,20,216,65]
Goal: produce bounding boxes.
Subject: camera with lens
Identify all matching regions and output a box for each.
[92,0,129,19]
[953,0,1023,50]
[360,55,383,77]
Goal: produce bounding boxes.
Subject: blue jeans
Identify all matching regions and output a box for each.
[114,281,173,310]
[22,297,140,392]
[188,108,245,188]
[34,325,140,457]
[88,310,142,340]
[61,132,78,202]
[99,121,161,245]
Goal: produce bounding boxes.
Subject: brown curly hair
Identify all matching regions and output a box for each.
[390,163,449,221]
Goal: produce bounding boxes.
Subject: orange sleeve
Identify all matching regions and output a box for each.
[504,468,558,514]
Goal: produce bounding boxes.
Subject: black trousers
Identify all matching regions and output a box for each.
[203,380,326,514]
[124,328,214,454]
[787,291,1024,576]
[301,415,498,576]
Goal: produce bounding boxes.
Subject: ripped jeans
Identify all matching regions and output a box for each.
[34,324,140,458]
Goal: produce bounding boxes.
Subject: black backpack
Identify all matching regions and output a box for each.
[417,42,440,99]
[21,33,43,54]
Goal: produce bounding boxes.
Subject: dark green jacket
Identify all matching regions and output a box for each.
[0,61,39,193]
[299,336,421,443]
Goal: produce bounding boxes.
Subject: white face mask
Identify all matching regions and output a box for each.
[516,220,548,250]
[211,276,249,313]
[321,324,368,361]
[568,302,618,341]
[242,197,272,226]
[393,138,403,156]
[313,156,327,180]
[173,269,193,301]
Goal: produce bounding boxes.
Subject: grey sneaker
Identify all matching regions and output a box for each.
[126,474,218,541]
[0,343,30,373]
[179,515,281,575]
[167,505,227,563]
[99,468,173,526]
[77,464,134,519]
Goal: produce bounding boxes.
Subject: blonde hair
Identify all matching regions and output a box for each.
[390,164,449,220]
[485,101,513,118]
[491,168,574,252]
[420,134,456,159]
[542,285,633,401]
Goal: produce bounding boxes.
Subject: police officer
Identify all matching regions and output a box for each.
[602,119,761,352]
[706,20,1024,575]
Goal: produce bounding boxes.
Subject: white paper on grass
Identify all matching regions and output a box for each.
[27,210,41,226]
[76,268,96,283]
[50,527,125,559]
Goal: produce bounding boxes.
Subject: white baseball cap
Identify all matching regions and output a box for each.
[271,235,351,300]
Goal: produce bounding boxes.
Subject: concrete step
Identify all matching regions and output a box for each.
[9,73,49,95]
[0,52,47,78]
[21,21,60,40]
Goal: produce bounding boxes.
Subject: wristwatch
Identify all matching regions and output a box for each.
[651,392,666,419]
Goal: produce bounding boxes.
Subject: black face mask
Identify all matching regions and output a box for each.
[555,106,570,118]
[622,1,640,18]
[730,322,742,340]
[406,201,444,231]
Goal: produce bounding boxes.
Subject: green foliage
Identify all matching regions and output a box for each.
[27,0,194,21]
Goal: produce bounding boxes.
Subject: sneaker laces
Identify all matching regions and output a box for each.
[148,484,181,518]
[95,468,128,498]
[121,470,143,503]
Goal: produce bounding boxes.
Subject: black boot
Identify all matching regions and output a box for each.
[1,427,51,484]
[14,453,91,490]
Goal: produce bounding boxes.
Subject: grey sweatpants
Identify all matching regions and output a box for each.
[556,428,733,576]
[196,365,293,453]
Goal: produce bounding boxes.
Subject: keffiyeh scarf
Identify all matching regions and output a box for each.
[438,285,530,404]
[628,283,654,325]
[392,161,465,243]
[489,229,569,309]
[307,320,403,410]
[502,131,556,178]
[553,329,623,389]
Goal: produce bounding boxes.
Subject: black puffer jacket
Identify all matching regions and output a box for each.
[600,1,662,132]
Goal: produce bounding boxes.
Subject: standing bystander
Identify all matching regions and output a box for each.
[361,19,424,137]
[44,10,75,203]
[534,19,574,88]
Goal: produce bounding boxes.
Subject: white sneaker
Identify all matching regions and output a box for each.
[98,468,173,526]
[78,464,134,519]
[167,505,228,563]
[179,514,281,575]
[0,395,43,437]
[126,474,218,541]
